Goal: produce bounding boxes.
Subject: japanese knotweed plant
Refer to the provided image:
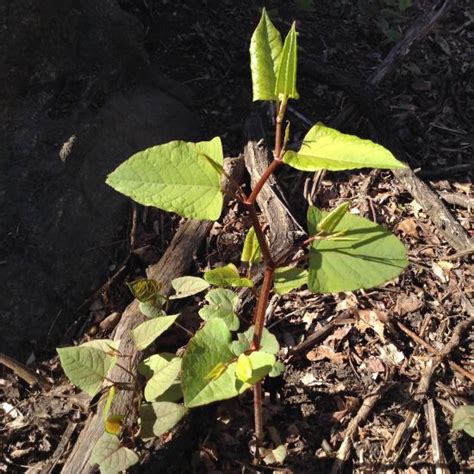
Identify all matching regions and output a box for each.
[58,8,408,471]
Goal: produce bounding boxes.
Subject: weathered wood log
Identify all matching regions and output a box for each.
[62,156,244,473]
[244,113,305,256]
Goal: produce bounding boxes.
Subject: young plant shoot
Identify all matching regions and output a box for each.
[58,8,408,472]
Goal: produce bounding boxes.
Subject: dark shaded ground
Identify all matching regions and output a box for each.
[1,0,473,472]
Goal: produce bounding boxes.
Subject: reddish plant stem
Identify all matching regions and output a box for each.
[245,204,274,267]
[253,382,264,451]
[245,158,283,205]
[244,99,288,206]
[247,98,288,451]
[251,266,274,349]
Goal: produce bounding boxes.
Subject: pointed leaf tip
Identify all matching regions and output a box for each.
[250,8,283,101]
[284,123,407,171]
[275,21,299,100]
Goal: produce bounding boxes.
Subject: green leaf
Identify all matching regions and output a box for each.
[106,137,224,221]
[182,319,269,407]
[131,315,178,350]
[57,340,119,397]
[81,339,120,354]
[307,206,408,293]
[269,361,285,377]
[198,288,240,331]
[230,326,280,356]
[139,354,182,402]
[283,123,406,171]
[241,227,262,265]
[317,202,351,233]
[127,279,161,303]
[170,276,209,300]
[139,301,166,319]
[140,402,188,439]
[250,7,283,101]
[235,354,253,383]
[154,382,183,403]
[275,22,299,100]
[263,444,288,465]
[182,319,236,407]
[273,266,308,295]
[452,405,474,437]
[90,433,138,474]
[245,351,276,384]
[204,263,254,288]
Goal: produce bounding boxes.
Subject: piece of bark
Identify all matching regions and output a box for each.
[438,191,474,209]
[62,157,244,473]
[235,114,305,316]
[244,113,305,257]
[392,168,473,251]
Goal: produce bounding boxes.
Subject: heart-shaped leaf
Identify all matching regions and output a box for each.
[230,326,279,356]
[127,279,161,303]
[204,263,254,288]
[90,433,138,474]
[132,315,178,350]
[139,402,188,439]
[198,288,240,331]
[57,340,119,397]
[273,266,308,295]
[307,206,408,293]
[170,276,209,299]
[139,354,182,402]
[106,137,224,221]
[284,123,406,171]
[182,320,274,407]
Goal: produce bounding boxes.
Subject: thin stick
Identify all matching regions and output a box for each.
[397,319,474,382]
[424,398,449,474]
[331,383,392,473]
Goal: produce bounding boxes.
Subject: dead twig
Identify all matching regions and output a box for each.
[331,383,393,474]
[397,319,474,383]
[438,192,473,210]
[424,399,449,474]
[385,313,474,465]
[0,352,48,389]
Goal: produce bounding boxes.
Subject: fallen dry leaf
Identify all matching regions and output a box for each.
[357,310,387,342]
[432,262,449,283]
[395,293,423,316]
[397,217,418,237]
[364,357,386,374]
[324,325,352,347]
[378,343,405,366]
[306,345,346,364]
